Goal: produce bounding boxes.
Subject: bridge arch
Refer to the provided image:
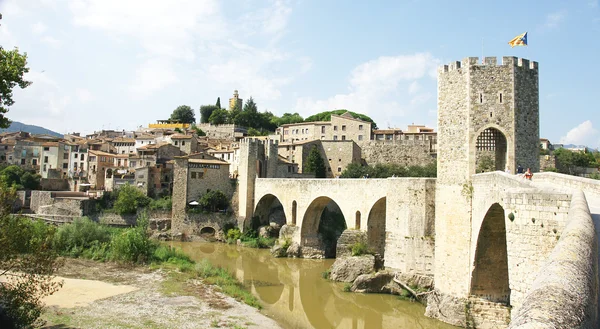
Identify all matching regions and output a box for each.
[367,197,386,257]
[471,124,512,174]
[470,202,510,304]
[301,196,347,257]
[251,194,287,230]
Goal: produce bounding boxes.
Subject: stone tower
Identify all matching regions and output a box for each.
[237,138,278,229]
[429,57,539,325]
[229,90,243,111]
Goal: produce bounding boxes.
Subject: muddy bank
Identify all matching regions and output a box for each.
[41,258,282,329]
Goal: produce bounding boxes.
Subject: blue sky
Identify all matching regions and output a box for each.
[0,0,599,147]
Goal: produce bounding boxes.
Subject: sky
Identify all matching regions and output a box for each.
[0,0,599,147]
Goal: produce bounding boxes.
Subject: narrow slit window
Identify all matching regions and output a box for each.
[499,93,503,104]
[479,93,483,103]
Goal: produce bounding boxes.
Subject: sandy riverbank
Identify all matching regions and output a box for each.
[41,258,283,329]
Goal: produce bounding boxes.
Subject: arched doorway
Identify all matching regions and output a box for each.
[471,203,510,304]
[301,197,347,258]
[367,197,386,257]
[475,127,507,173]
[252,194,286,231]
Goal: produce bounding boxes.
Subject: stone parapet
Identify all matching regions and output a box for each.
[509,190,599,328]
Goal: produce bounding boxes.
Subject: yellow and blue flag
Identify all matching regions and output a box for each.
[508,32,528,47]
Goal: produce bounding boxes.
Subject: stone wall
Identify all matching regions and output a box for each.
[535,171,600,199]
[509,190,599,329]
[539,154,556,170]
[357,140,434,167]
[384,178,435,275]
[40,178,70,191]
[30,190,95,217]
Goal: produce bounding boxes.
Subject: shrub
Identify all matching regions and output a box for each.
[0,215,62,328]
[226,228,242,242]
[343,283,352,292]
[53,217,113,256]
[114,184,151,215]
[110,213,155,263]
[199,190,229,212]
[149,196,172,211]
[351,241,370,256]
[322,269,330,280]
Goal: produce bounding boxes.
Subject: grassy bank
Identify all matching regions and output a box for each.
[51,216,260,309]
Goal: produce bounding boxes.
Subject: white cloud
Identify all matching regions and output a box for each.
[128,59,179,99]
[294,53,440,128]
[0,24,18,49]
[41,36,62,48]
[32,22,48,34]
[11,71,71,118]
[560,120,597,146]
[75,88,93,103]
[68,0,302,101]
[543,11,566,29]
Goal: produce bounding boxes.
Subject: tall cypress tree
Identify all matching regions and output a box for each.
[306,146,326,178]
[215,97,221,109]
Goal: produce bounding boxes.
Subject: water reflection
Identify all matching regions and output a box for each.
[171,242,457,329]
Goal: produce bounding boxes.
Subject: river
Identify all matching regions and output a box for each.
[170,241,457,329]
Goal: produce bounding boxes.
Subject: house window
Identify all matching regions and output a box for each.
[342,125,346,131]
[358,135,363,141]
[74,154,78,158]
[43,165,46,171]
[337,167,342,172]
[21,159,25,165]
[74,162,78,168]
[43,147,49,151]
[191,172,196,179]
[415,136,420,140]
[44,156,48,163]
[359,125,363,130]
[333,136,338,141]
[341,135,346,141]
[182,141,185,146]
[334,126,338,131]
[80,162,83,169]
[141,141,144,144]
[321,126,325,133]
[174,141,178,146]
[63,153,68,159]
[32,159,37,165]
[197,172,204,179]
[62,163,68,169]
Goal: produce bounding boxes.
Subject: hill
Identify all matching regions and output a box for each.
[0,121,63,137]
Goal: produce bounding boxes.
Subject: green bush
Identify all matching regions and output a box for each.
[343,283,352,292]
[199,190,229,212]
[114,184,151,215]
[53,217,113,256]
[226,228,242,242]
[322,269,330,280]
[149,196,172,211]
[351,241,370,256]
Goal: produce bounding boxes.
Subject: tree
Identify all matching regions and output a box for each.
[199,105,219,124]
[305,146,326,178]
[208,109,229,125]
[242,97,258,113]
[169,105,196,124]
[0,186,62,328]
[199,190,229,212]
[113,184,151,215]
[191,125,206,136]
[304,109,377,129]
[274,112,304,126]
[0,47,32,128]
[215,97,221,109]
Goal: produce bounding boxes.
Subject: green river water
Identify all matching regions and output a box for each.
[170,242,457,329]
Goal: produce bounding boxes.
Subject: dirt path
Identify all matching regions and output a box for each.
[41,259,283,329]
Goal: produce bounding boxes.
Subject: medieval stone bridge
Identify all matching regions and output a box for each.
[252,172,600,328]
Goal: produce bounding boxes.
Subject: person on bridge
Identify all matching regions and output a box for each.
[524,168,533,180]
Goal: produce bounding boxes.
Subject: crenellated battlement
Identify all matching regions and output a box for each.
[440,56,538,73]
